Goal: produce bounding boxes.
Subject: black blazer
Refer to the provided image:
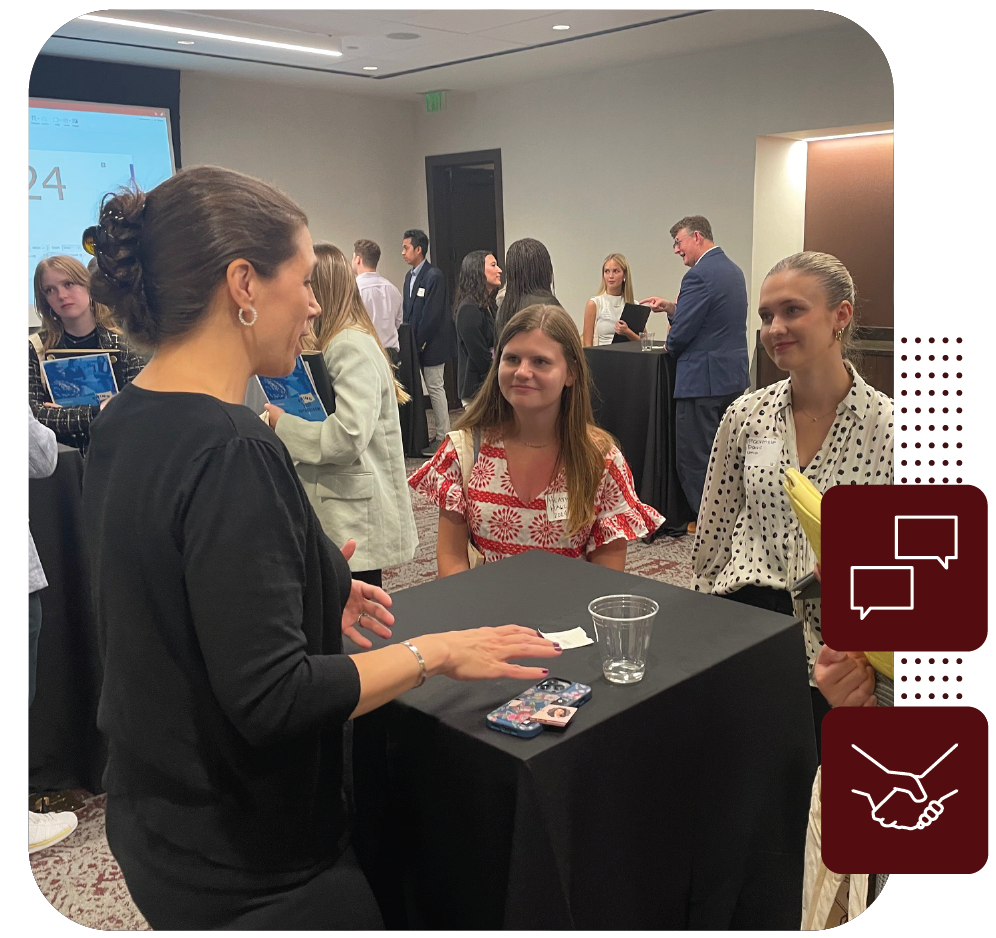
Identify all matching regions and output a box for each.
[455,299,496,400]
[403,262,455,367]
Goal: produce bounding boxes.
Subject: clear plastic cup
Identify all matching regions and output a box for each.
[588,594,658,684]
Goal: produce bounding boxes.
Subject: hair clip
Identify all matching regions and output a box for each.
[81,226,97,256]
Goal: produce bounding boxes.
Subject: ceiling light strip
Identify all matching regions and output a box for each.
[78,13,342,57]
[803,127,996,143]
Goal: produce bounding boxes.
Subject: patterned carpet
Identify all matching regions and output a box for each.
[29,448,694,929]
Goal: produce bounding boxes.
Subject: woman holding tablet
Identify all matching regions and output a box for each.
[582,253,638,346]
[410,303,664,575]
[263,241,417,588]
[28,255,144,452]
[82,166,560,930]
[690,251,893,751]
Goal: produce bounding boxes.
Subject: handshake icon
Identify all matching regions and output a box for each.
[850,743,958,831]
[822,707,984,874]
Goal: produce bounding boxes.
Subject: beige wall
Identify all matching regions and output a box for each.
[410,23,892,333]
[175,23,891,330]
[749,136,809,373]
[179,72,418,289]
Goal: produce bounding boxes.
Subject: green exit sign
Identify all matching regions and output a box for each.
[425,91,446,112]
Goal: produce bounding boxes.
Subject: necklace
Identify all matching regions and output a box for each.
[62,327,98,346]
[795,405,838,423]
[510,438,556,449]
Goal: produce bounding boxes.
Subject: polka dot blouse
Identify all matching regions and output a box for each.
[690,364,894,679]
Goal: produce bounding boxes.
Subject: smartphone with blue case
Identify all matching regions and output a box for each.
[485,677,592,737]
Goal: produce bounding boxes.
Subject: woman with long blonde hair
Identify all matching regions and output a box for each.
[29,255,144,453]
[582,253,638,347]
[266,242,417,585]
[410,304,664,575]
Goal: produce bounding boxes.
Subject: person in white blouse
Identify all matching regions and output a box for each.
[690,251,893,756]
[582,253,637,347]
[266,242,418,587]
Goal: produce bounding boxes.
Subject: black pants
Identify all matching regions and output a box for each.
[675,393,740,515]
[107,798,384,931]
[720,585,830,761]
[352,569,383,588]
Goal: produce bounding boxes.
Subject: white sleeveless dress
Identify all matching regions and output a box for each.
[592,293,626,346]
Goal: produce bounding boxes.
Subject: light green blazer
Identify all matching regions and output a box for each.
[276,328,418,572]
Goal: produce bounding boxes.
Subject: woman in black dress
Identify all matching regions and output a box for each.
[83,166,560,930]
[454,249,502,407]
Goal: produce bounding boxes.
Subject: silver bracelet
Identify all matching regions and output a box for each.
[401,640,427,687]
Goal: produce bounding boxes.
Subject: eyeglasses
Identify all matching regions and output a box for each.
[672,233,694,250]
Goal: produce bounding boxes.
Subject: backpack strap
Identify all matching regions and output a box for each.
[446,428,481,554]
[29,333,52,398]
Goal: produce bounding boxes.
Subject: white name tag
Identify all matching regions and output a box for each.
[417,286,426,297]
[745,438,782,468]
[546,492,568,521]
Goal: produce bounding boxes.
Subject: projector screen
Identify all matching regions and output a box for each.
[28,97,176,323]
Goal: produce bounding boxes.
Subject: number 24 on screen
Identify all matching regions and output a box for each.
[29,165,66,200]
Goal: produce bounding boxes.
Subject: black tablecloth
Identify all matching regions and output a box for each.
[397,323,430,457]
[351,551,817,929]
[29,445,106,793]
[584,343,694,533]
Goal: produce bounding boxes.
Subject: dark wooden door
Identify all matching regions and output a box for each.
[426,150,505,407]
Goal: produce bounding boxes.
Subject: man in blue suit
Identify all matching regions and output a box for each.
[402,228,455,455]
[643,216,748,522]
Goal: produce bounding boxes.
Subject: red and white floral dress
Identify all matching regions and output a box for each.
[408,436,665,563]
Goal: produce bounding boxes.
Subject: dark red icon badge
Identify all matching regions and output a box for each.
[821,485,987,651]
[822,707,987,874]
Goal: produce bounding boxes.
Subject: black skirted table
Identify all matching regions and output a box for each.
[351,551,818,929]
[397,322,430,457]
[584,343,694,534]
[29,445,106,794]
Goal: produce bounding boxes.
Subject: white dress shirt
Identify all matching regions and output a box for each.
[690,365,894,679]
[356,271,403,351]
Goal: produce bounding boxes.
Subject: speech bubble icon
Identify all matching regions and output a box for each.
[850,565,914,620]
[895,515,959,569]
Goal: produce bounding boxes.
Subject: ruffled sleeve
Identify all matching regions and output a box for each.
[407,436,467,516]
[587,446,665,552]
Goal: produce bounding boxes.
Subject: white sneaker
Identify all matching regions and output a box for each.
[29,809,78,855]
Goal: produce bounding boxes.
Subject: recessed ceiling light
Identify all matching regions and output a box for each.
[177,40,195,45]
[362,66,378,71]
[552,25,571,31]
[78,14,343,56]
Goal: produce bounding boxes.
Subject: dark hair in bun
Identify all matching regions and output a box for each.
[89,165,309,351]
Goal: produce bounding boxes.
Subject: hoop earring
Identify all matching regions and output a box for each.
[238,306,258,327]
[834,328,844,341]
